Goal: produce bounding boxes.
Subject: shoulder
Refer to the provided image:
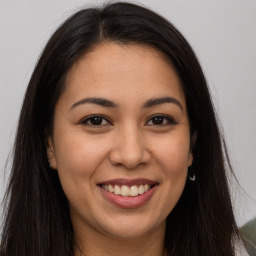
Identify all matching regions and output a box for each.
[241,217,256,256]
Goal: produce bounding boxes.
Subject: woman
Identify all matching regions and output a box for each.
[0,2,246,256]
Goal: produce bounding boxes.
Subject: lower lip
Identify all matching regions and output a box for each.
[99,185,158,208]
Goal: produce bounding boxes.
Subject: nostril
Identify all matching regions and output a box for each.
[109,148,150,170]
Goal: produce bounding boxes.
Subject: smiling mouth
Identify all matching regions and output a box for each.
[98,179,159,208]
[99,184,156,197]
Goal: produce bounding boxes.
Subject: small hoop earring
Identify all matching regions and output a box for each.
[188,174,196,181]
[49,162,53,169]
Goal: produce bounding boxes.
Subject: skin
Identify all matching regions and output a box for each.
[47,42,193,256]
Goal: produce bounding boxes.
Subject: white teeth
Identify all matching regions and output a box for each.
[130,185,139,197]
[114,185,121,195]
[144,184,149,192]
[121,185,130,197]
[102,184,152,197]
[108,184,114,193]
[138,185,145,194]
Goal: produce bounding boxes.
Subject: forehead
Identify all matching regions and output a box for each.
[63,42,185,107]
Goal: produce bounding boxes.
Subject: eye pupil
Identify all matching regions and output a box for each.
[152,116,164,125]
[90,116,102,125]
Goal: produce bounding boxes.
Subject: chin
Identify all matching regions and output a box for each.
[99,215,165,239]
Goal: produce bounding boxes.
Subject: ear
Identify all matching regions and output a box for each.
[188,131,197,167]
[47,136,57,169]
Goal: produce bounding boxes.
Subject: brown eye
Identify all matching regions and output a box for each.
[81,115,111,126]
[146,115,176,126]
[151,116,164,125]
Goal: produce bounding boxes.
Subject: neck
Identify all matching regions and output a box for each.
[73,222,166,256]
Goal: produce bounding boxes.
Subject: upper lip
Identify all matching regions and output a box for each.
[98,178,159,186]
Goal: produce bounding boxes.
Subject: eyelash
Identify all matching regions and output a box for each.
[80,115,112,126]
[80,114,177,127]
[146,114,177,126]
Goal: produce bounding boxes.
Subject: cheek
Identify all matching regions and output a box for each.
[52,132,112,206]
[54,132,108,176]
[154,132,191,176]
[53,133,110,205]
[155,136,190,214]
[147,138,190,220]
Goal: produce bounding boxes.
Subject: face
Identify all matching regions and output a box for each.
[47,42,193,240]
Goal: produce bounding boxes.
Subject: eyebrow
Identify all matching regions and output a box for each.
[143,97,183,111]
[70,97,118,110]
[70,96,183,111]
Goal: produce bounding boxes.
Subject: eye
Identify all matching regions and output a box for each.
[80,115,111,126]
[146,114,176,126]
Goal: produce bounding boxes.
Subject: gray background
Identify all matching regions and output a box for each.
[0,0,255,226]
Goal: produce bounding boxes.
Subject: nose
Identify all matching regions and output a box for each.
[109,126,151,170]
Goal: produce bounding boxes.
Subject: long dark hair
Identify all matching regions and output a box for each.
[1,2,240,255]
